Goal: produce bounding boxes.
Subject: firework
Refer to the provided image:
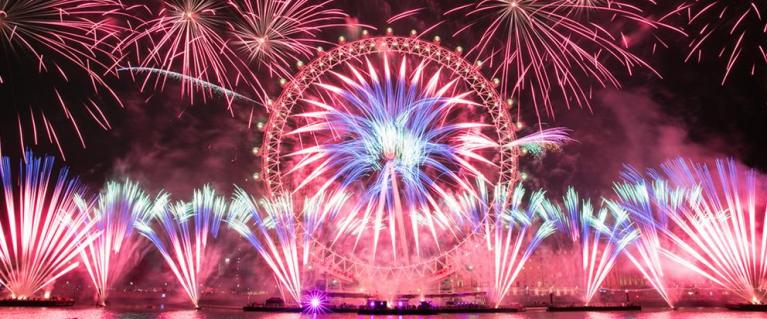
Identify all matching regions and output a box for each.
[134,185,226,307]
[544,188,639,304]
[227,189,302,303]
[447,0,673,122]
[229,0,350,79]
[119,0,262,105]
[78,180,152,306]
[491,183,557,307]
[618,158,767,304]
[0,153,99,298]
[0,0,124,158]
[609,175,687,306]
[117,67,259,104]
[286,55,500,262]
[679,1,767,84]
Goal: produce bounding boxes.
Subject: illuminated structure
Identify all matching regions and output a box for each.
[259,35,522,301]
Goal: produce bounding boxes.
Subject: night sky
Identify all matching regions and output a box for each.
[1,0,766,201]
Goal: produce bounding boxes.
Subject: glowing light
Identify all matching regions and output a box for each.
[231,0,350,79]
[227,190,303,304]
[119,0,263,104]
[490,183,557,307]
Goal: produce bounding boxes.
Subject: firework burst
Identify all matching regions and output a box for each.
[679,1,767,84]
[0,153,99,298]
[78,180,153,306]
[134,185,226,307]
[0,0,124,158]
[229,0,350,79]
[448,0,672,122]
[119,0,262,105]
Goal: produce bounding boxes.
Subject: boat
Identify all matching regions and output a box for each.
[242,305,303,312]
[726,303,767,311]
[242,297,302,312]
[547,304,641,312]
[0,297,75,307]
[440,305,522,313]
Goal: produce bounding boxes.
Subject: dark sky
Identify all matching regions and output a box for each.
[1,0,765,200]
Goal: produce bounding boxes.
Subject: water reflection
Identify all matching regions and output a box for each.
[0,308,766,319]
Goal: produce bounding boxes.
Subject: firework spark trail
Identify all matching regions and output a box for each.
[117,67,261,105]
[227,189,302,303]
[678,1,767,84]
[459,127,573,152]
[0,0,125,158]
[609,175,687,306]
[491,183,557,307]
[78,180,152,306]
[286,55,500,262]
[0,153,99,298]
[134,185,226,307]
[618,158,767,304]
[119,0,264,105]
[543,188,639,304]
[387,7,425,24]
[229,0,351,79]
[447,0,678,123]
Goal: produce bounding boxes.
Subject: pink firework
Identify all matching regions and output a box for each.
[134,185,227,308]
[120,0,263,105]
[0,153,99,298]
[679,0,767,84]
[0,0,124,158]
[229,0,350,79]
[448,0,672,122]
[616,158,767,304]
[78,180,153,306]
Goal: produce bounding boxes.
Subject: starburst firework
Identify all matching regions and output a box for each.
[448,0,674,122]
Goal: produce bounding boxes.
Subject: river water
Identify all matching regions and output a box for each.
[1,307,766,319]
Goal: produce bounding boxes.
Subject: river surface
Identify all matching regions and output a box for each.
[1,307,767,319]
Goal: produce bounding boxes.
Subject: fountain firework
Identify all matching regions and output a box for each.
[0,153,99,298]
[617,158,767,304]
[544,188,639,305]
[610,175,687,306]
[490,182,557,307]
[134,185,226,308]
[227,189,303,304]
[78,180,153,306]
